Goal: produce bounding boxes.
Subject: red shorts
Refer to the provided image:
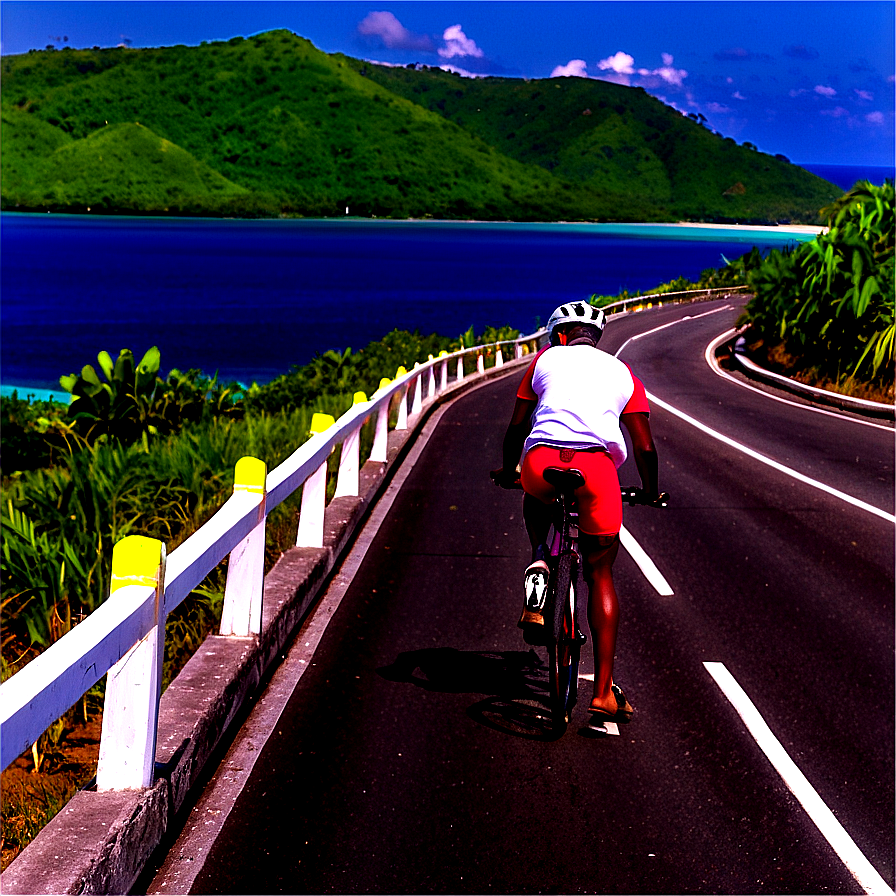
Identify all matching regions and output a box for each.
[521,446,622,536]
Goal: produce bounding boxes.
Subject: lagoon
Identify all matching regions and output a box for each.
[1,215,819,400]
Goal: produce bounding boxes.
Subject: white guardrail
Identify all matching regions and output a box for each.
[0,287,739,789]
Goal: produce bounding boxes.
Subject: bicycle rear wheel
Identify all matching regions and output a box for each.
[547,551,581,730]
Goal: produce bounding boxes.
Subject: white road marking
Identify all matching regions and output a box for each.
[704,328,893,433]
[613,304,732,359]
[704,662,894,896]
[647,391,895,524]
[619,525,674,595]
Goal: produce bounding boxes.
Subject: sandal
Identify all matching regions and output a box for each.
[588,685,634,720]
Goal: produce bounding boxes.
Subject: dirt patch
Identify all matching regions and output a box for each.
[1,715,102,872]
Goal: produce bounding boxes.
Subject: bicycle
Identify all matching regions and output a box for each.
[494,467,667,734]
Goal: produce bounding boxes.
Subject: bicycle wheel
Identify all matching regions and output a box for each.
[547,551,580,729]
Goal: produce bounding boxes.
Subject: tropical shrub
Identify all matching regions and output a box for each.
[744,181,894,388]
[58,347,242,449]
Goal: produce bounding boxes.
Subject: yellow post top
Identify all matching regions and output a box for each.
[233,456,267,495]
[310,412,336,435]
[428,354,434,361]
[353,391,367,405]
[438,351,448,357]
[378,377,392,391]
[111,535,164,593]
[396,366,407,378]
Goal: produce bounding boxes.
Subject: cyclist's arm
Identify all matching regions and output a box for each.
[620,411,659,500]
[494,397,536,483]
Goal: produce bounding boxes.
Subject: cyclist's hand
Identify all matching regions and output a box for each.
[491,467,521,489]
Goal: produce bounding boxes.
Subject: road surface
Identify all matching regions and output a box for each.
[146,298,894,895]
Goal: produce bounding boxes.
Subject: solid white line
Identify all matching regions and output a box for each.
[647,391,896,524]
[619,525,674,595]
[704,329,893,434]
[704,662,894,896]
[613,304,732,359]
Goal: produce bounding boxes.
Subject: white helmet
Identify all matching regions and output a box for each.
[547,301,606,344]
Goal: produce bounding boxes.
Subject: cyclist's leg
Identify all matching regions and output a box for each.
[579,533,621,715]
[520,447,559,559]
[522,493,553,558]
[573,452,626,715]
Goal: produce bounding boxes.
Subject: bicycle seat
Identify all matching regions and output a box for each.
[543,466,585,493]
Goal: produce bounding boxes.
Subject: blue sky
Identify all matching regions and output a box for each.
[2,1,893,166]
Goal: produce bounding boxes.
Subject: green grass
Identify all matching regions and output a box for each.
[2,30,841,221]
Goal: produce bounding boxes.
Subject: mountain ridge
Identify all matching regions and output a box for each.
[1,29,841,222]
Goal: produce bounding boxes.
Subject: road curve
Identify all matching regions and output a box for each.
[146,301,894,896]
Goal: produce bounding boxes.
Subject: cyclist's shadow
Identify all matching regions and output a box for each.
[377,647,563,741]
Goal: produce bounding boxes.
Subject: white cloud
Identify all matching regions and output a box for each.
[357,11,432,52]
[814,85,837,98]
[854,89,874,101]
[551,59,589,78]
[644,53,687,86]
[598,51,636,75]
[820,106,849,118]
[866,111,885,124]
[438,24,484,59]
[732,91,746,100]
[705,102,731,114]
[596,51,686,88]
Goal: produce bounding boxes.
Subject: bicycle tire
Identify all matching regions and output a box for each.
[547,551,580,729]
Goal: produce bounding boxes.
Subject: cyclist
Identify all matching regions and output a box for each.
[491,301,663,722]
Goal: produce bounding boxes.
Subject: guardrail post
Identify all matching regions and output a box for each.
[335,392,368,498]
[411,364,423,414]
[370,378,390,462]
[395,366,409,430]
[297,413,335,548]
[456,355,464,382]
[477,352,485,374]
[426,356,436,400]
[96,536,166,791]
[496,346,504,367]
[439,352,449,391]
[220,456,267,637]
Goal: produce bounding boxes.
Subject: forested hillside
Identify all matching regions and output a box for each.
[1,29,840,221]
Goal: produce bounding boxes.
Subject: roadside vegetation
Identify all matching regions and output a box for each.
[2,29,839,222]
[739,181,894,402]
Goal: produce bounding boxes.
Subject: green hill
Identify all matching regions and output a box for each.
[1,29,841,222]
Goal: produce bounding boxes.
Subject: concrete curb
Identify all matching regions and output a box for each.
[0,358,528,896]
[732,336,894,421]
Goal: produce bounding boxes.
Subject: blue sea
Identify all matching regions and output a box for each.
[800,163,893,191]
[6,164,890,401]
[1,214,824,402]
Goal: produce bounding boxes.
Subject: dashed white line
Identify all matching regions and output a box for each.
[704,662,894,896]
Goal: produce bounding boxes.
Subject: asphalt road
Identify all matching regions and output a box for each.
[147,299,894,895]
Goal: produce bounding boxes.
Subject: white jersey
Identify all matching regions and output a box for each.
[517,345,649,468]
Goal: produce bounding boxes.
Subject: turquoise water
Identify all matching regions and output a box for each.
[2,216,819,402]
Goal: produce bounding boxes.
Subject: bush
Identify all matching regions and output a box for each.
[744,181,894,388]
